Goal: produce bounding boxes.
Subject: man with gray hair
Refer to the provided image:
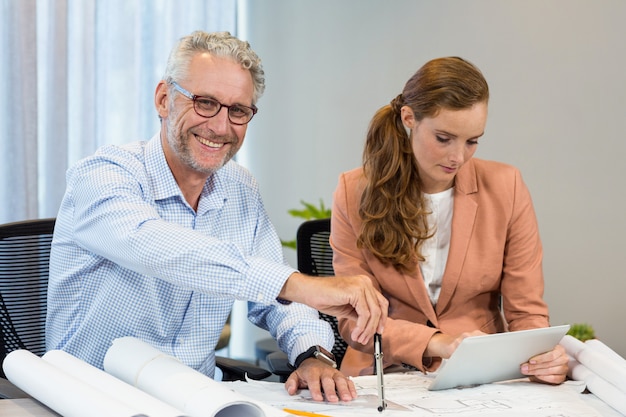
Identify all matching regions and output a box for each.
[46,30,387,402]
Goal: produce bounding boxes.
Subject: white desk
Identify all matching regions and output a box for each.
[2,375,623,417]
[229,372,625,417]
[0,398,60,416]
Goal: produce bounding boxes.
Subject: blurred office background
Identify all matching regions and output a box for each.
[2,0,625,361]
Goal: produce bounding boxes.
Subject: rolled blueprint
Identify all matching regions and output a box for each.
[561,335,626,391]
[560,334,586,357]
[42,350,187,417]
[3,349,147,417]
[569,359,626,415]
[585,339,626,367]
[103,336,278,417]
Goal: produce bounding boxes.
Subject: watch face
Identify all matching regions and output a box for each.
[314,347,337,368]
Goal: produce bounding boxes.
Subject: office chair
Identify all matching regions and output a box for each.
[0,218,55,399]
[0,218,268,399]
[265,218,348,381]
[295,218,348,365]
[0,218,55,382]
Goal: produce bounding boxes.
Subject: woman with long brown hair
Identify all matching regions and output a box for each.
[331,57,568,384]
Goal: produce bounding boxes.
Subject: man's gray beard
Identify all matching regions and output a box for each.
[167,126,235,176]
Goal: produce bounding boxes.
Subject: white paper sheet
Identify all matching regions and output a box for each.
[3,349,146,417]
[42,350,187,417]
[103,336,288,417]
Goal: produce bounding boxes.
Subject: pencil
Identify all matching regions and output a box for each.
[283,408,333,417]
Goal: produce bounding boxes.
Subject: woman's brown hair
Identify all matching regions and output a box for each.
[358,57,489,271]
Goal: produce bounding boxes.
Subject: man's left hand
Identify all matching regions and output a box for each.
[284,358,357,402]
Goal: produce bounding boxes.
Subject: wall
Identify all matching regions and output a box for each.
[230,0,626,360]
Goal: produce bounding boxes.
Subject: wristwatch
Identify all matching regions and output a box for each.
[293,345,337,369]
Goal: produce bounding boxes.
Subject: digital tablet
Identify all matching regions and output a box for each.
[428,324,570,391]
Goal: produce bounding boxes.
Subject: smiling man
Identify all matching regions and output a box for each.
[46,31,387,402]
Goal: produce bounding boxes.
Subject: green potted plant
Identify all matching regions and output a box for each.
[281,199,331,250]
[567,323,596,342]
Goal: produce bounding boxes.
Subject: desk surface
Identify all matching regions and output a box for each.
[0,398,60,416]
[2,376,622,417]
[230,373,624,417]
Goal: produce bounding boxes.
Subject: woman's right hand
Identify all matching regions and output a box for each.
[425,330,486,359]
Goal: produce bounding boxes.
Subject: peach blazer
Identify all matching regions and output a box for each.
[331,158,550,376]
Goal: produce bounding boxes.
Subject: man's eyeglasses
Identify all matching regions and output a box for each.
[169,81,258,125]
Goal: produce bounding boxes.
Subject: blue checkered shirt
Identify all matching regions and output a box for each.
[46,134,333,377]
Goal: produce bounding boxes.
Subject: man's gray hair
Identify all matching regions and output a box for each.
[163,31,265,103]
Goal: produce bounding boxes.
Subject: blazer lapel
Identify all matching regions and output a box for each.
[435,161,478,314]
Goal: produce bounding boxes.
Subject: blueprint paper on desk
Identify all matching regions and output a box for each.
[227,372,607,417]
[230,376,408,415]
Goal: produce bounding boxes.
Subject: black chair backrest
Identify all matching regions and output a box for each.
[296,218,347,367]
[0,218,55,378]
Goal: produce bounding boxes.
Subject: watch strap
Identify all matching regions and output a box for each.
[293,345,337,369]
